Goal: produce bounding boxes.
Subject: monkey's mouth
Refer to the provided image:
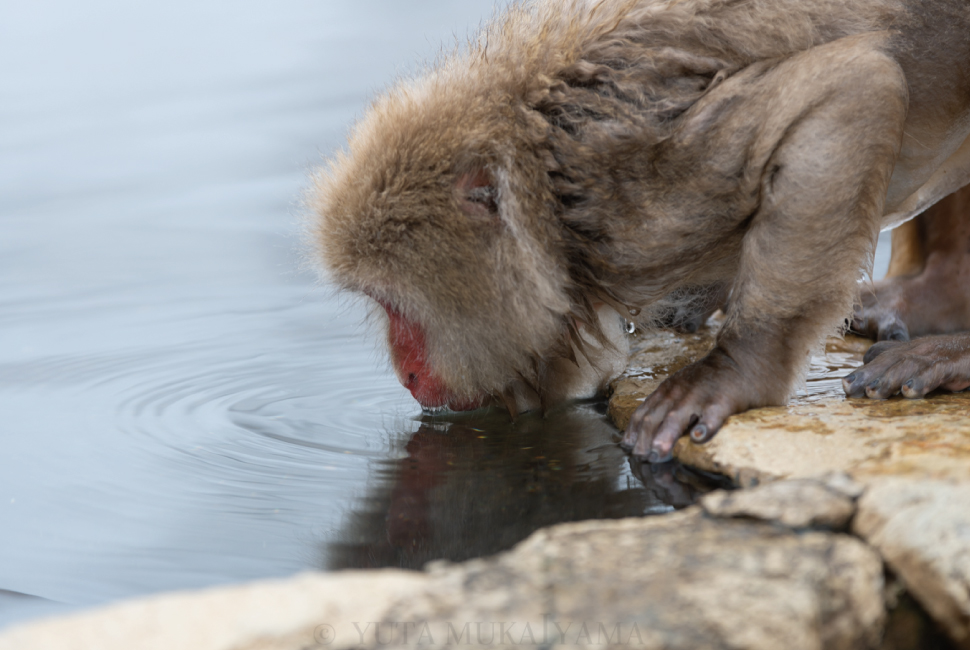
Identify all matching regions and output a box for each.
[377,297,487,412]
[419,397,488,415]
[405,370,486,412]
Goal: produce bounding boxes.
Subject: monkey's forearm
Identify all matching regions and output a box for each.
[623,33,909,461]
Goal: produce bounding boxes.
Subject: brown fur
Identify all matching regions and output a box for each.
[845,184,970,400]
[856,185,970,340]
[311,0,970,460]
[886,218,923,278]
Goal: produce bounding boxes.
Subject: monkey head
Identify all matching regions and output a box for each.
[310,67,629,413]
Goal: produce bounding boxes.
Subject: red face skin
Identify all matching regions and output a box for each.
[379,301,485,412]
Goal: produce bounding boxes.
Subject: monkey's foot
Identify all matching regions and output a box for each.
[850,281,911,342]
[842,333,970,399]
[620,349,763,463]
[852,264,970,341]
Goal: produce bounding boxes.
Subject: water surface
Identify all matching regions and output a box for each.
[0,0,747,629]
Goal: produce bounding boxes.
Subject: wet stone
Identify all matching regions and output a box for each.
[701,474,859,530]
[610,329,970,486]
[610,326,970,649]
[4,328,967,650]
[853,478,970,648]
[0,510,885,650]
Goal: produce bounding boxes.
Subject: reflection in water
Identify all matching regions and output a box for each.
[329,403,731,571]
[0,0,892,631]
[1,0,511,628]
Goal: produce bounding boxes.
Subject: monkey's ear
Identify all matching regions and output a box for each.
[455,167,499,222]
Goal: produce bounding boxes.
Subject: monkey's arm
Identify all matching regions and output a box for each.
[623,34,909,462]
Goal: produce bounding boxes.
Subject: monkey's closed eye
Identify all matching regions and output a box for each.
[466,185,498,214]
[455,167,500,221]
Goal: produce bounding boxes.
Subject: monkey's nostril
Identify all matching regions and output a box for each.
[406,372,418,388]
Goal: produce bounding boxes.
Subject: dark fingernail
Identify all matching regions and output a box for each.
[649,448,674,463]
[866,380,884,399]
[845,373,856,384]
[690,424,708,442]
[904,379,914,388]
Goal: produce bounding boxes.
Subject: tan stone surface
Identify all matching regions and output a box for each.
[853,478,970,649]
[672,393,970,486]
[521,510,884,650]
[0,572,431,650]
[0,509,884,650]
[610,328,970,648]
[6,329,968,650]
[610,330,970,486]
[701,474,860,530]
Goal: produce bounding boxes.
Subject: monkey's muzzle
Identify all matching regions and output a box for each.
[380,300,485,412]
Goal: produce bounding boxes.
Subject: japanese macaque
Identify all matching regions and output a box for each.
[311,0,970,462]
[844,184,970,399]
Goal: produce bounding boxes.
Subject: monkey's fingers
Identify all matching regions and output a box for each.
[843,342,915,398]
[843,333,970,399]
[862,339,904,364]
[622,355,745,464]
[620,383,678,460]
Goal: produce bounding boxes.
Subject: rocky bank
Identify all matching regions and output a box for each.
[610,327,970,648]
[1,327,967,649]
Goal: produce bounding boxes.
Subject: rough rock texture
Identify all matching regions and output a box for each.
[6,329,968,650]
[701,474,860,530]
[853,478,970,649]
[670,395,970,487]
[0,509,884,650]
[611,330,970,487]
[611,327,970,648]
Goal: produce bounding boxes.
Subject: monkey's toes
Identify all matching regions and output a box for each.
[850,304,910,342]
[843,333,970,399]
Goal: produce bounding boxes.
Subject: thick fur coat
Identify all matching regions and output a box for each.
[312,0,970,458]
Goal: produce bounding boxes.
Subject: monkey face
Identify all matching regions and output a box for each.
[315,156,570,410]
[378,298,487,411]
[311,77,629,412]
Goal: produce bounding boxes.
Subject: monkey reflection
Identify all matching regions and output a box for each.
[327,405,728,571]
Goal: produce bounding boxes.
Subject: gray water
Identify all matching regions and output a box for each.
[0,0,893,630]
[0,0,491,627]
[0,0,743,630]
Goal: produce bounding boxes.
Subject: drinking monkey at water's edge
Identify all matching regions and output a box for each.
[310,0,970,463]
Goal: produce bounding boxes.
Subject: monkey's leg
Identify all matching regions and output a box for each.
[623,37,908,462]
[843,184,970,398]
[886,216,924,278]
[851,184,970,341]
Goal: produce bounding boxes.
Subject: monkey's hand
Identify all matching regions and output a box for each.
[623,32,909,463]
[852,267,970,342]
[842,333,970,399]
[620,345,771,463]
